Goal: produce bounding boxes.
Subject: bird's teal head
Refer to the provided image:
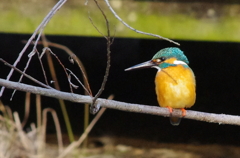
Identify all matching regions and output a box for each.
[125,47,189,71]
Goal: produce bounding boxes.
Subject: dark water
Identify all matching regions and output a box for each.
[1,33,240,145]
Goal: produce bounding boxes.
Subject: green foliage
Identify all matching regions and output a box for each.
[1,1,240,42]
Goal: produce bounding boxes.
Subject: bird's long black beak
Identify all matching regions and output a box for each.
[125,60,155,71]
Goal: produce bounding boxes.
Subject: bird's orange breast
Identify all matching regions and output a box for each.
[155,63,196,109]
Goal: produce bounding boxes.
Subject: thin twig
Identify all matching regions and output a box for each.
[0,0,67,97]
[42,47,74,93]
[23,40,93,96]
[91,0,112,114]
[66,69,91,95]
[0,58,53,90]
[104,0,180,46]
[58,107,107,158]
[1,78,240,126]
[10,50,35,100]
[88,15,106,39]
[57,95,114,158]
[39,36,90,144]
[41,36,75,143]
[37,49,50,86]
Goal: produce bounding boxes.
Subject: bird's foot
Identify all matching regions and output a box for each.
[166,106,173,114]
[166,107,186,117]
[181,108,186,117]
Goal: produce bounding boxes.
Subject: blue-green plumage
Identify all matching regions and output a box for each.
[159,62,189,69]
[158,63,176,69]
[152,47,189,64]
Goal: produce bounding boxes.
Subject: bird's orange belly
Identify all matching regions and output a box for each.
[155,66,196,109]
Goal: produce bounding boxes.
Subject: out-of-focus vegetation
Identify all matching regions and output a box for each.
[1,0,240,42]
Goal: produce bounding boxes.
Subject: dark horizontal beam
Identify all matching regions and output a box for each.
[134,0,240,4]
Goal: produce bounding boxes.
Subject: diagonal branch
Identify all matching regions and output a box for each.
[104,0,180,46]
[1,78,240,126]
[0,58,53,90]
[0,0,67,97]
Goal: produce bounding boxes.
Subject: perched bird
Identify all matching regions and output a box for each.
[125,47,196,125]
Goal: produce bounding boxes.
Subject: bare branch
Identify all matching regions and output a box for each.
[0,0,67,97]
[91,0,113,114]
[40,36,75,143]
[38,49,50,86]
[104,0,180,46]
[10,49,35,100]
[0,58,53,90]
[1,78,240,126]
[41,47,74,93]
[25,40,93,96]
[66,68,91,95]
[88,15,107,39]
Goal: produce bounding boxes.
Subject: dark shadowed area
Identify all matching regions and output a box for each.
[1,33,240,157]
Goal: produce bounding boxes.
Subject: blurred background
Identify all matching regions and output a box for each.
[1,0,240,157]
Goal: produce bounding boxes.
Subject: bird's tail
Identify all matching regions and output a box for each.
[170,117,182,126]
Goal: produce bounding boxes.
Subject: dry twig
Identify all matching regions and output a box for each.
[0,58,53,90]
[58,95,113,158]
[90,0,113,114]
[23,40,93,96]
[0,0,67,97]
[40,35,75,143]
[104,0,180,46]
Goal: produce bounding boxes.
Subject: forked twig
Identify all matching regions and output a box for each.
[90,0,113,114]
[40,47,74,93]
[23,40,93,96]
[66,69,91,95]
[40,35,75,143]
[0,0,67,97]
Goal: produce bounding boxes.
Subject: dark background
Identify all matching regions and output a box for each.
[1,33,240,145]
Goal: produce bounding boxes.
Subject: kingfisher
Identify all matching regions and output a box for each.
[125,47,196,126]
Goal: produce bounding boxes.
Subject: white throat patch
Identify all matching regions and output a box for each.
[173,60,187,65]
[152,66,161,71]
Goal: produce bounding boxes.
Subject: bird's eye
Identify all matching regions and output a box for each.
[160,57,166,61]
[153,57,166,63]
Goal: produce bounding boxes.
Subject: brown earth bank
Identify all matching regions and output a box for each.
[46,134,240,158]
